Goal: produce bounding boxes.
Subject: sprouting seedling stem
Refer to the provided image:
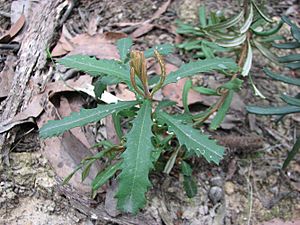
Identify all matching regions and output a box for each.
[151,50,167,97]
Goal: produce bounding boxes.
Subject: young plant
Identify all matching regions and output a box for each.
[177,0,283,79]
[246,16,300,169]
[39,38,238,213]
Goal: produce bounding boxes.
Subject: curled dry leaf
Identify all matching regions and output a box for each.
[52,29,127,59]
[0,14,25,43]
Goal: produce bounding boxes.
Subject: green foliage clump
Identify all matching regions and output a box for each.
[40,38,239,213]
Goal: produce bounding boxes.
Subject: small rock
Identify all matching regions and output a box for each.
[199,205,209,215]
[224,181,235,195]
[210,176,223,187]
[208,186,224,204]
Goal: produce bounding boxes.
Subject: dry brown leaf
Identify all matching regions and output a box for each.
[0,14,25,43]
[0,75,92,134]
[130,0,171,38]
[52,32,127,58]
[51,26,74,57]
[131,24,155,38]
[114,84,136,101]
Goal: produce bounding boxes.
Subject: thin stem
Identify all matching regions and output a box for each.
[130,67,146,98]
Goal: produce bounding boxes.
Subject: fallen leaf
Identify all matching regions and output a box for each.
[130,0,171,38]
[114,84,136,101]
[0,14,25,43]
[131,24,155,38]
[52,32,127,58]
[0,75,93,134]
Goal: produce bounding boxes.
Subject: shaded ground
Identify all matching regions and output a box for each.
[0,0,300,224]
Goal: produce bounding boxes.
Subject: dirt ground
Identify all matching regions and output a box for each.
[0,0,300,225]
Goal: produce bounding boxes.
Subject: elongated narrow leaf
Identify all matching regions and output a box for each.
[280,94,300,107]
[92,161,122,192]
[57,55,131,84]
[163,147,180,174]
[199,5,207,27]
[210,90,234,130]
[263,68,300,86]
[286,62,300,70]
[249,73,266,99]
[164,58,238,84]
[252,21,283,36]
[216,33,247,47]
[156,111,225,164]
[242,40,253,76]
[181,161,193,176]
[209,90,234,130]
[278,54,300,63]
[282,138,300,169]
[40,101,138,138]
[183,176,197,198]
[117,38,133,62]
[246,105,300,115]
[205,10,244,31]
[272,41,300,49]
[192,86,219,96]
[251,0,273,23]
[182,79,193,113]
[144,44,174,58]
[253,40,278,63]
[240,3,253,34]
[282,16,300,42]
[116,100,154,214]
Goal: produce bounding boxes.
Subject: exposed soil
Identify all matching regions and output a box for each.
[0,0,300,225]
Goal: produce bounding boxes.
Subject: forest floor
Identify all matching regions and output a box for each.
[0,0,300,225]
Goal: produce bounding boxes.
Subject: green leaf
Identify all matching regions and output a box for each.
[183,176,197,198]
[117,38,133,62]
[253,40,278,63]
[62,165,82,185]
[249,73,266,99]
[92,161,122,196]
[252,21,283,36]
[240,3,253,34]
[219,78,243,91]
[278,54,300,63]
[182,79,193,113]
[282,138,300,169]
[40,101,138,138]
[286,62,300,70]
[82,160,95,182]
[164,58,238,84]
[210,90,234,130]
[177,40,202,51]
[216,33,247,47]
[57,55,131,84]
[192,86,219,96]
[272,41,300,49]
[205,10,244,31]
[251,0,273,23]
[246,105,300,115]
[163,147,180,174]
[156,111,225,164]
[112,112,123,140]
[144,44,174,58]
[116,100,154,214]
[263,68,300,86]
[181,161,193,176]
[280,94,300,107]
[201,42,214,58]
[93,78,107,98]
[156,100,177,111]
[198,5,207,27]
[282,16,300,42]
[242,40,253,76]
